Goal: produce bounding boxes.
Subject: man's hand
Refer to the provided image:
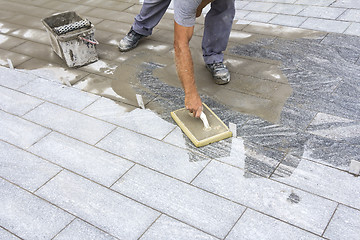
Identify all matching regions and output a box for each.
[174,21,203,118]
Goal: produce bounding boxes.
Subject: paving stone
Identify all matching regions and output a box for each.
[0,85,43,116]
[0,141,61,192]
[331,0,360,9]
[0,110,51,148]
[0,228,20,240]
[0,0,55,18]
[243,12,277,22]
[54,218,117,240]
[306,112,360,145]
[0,21,23,34]
[140,215,217,240]
[81,0,133,11]
[112,165,245,239]
[0,66,36,91]
[16,58,90,85]
[300,18,351,33]
[36,170,160,240]
[273,155,360,209]
[0,33,25,50]
[192,161,337,235]
[298,6,346,19]
[29,132,134,187]
[5,14,44,29]
[9,28,50,45]
[338,9,360,22]
[243,2,276,11]
[23,102,115,145]
[0,178,74,240]
[226,209,322,240]
[295,0,334,6]
[344,22,360,36]
[0,49,31,68]
[97,127,209,182]
[268,3,305,15]
[269,14,307,27]
[324,204,360,240]
[18,77,99,111]
[42,1,93,14]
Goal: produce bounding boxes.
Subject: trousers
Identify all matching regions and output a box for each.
[132,0,235,64]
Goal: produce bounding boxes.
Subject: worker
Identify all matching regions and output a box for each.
[119,0,235,118]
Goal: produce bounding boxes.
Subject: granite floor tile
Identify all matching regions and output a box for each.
[344,22,360,36]
[307,112,360,145]
[279,103,318,130]
[85,7,134,23]
[36,170,160,240]
[29,132,134,187]
[4,14,44,29]
[273,155,360,209]
[0,178,74,240]
[96,19,133,35]
[0,141,61,192]
[225,209,322,240]
[192,161,337,235]
[298,6,346,19]
[112,165,245,239]
[81,97,136,123]
[9,28,50,45]
[16,58,90,85]
[53,218,117,240]
[321,33,360,52]
[110,108,176,140]
[23,102,115,145]
[0,228,20,240]
[0,34,25,50]
[0,110,51,148]
[97,127,209,182]
[0,49,31,68]
[0,85,43,116]
[0,0,55,18]
[42,1,93,15]
[331,0,360,9]
[243,2,276,11]
[81,0,133,11]
[300,18,351,33]
[269,15,307,27]
[0,21,23,34]
[140,215,217,240]
[18,77,99,111]
[268,3,305,15]
[324,204,360,240]
[243,12,277,23]
[295,0,334,6]
[0,67,37,89]
[338,9,360,22]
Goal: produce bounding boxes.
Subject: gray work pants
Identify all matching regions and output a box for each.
[132,0,235,64]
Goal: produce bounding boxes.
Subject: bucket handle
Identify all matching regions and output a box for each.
[78,36,99,45]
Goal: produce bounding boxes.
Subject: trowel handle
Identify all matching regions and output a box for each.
[200,112,210,129]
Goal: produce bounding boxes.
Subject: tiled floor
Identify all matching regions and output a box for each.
[0,0,360,239]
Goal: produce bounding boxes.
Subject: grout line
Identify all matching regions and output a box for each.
[0,225,23,240]
[136,213,162,240]
[109,163,136,188]
[190,160,213,184]
[160,126,177,141]
[33,169,64,194]
[321,202,339,237]
[50,216,76,240]
[268,150,289,179]
[223,208,248,240]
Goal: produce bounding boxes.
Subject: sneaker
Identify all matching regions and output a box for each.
[118,28,145,52]
[206,62,231,85]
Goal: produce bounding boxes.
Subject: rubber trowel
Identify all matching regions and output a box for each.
[171,103,232,147]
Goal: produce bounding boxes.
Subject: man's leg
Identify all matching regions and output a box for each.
[133,0,172,36]
[202,0,235,84]
[119,0,171,51]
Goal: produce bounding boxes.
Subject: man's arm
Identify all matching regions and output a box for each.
[174,21,202,118]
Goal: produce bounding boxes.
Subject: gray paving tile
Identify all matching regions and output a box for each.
[268,3,305,15]
[0,178,73,240]
[344,22,360,36]
[0,33,25,50]
[0,85,43,116]
[295,0,334,6]
[18,77,99,111]
[243,2,276,11]
[140,215,217,240]
[0,67,37,89]
[0,141,61,192]
[324,205,360,240]
[0,49,31,68]
[97,127,209,182]
[307,112,360,145]
[23,102,115,145]
[112,165,245,239]
[273,155,360,209]
[29,132,134,187]
[331,0,360,9]
[108,108,176,140]
[0,228,20,240]
[338,9,360,22]
[243,12,277,22]
[226,209,322,240]
[192,161,337,235]
[54,218,117,240]
[300,18,351,33]
[0,110,51,148]
[298,6,346,19]
[269,15,307,27]
[36,170,160,240]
